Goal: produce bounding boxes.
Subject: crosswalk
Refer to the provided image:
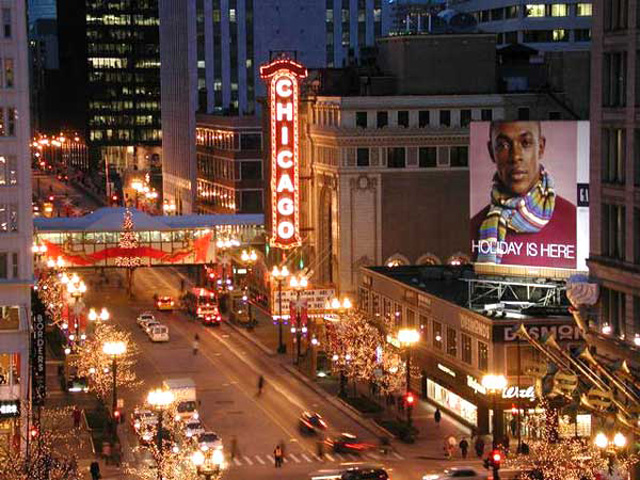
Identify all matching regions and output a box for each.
[225,450,405,468]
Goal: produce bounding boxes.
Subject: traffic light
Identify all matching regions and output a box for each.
[483,450,502,470]
[29,426,38,439]
[111,195,118,202]
[404,391,415,407]
[48,195,54,202]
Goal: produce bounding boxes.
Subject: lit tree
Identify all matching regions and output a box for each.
[0,404,82,480]
[69,322,141,403]
[35,270,65,327]
[504,400,638,480]
[115,209,140,295]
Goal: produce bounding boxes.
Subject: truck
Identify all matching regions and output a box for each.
[161,378,199,422]
[183,287,222,326]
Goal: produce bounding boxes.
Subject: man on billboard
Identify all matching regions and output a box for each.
[470,121,577,268]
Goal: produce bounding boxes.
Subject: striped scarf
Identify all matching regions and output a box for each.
[477,167,556,264]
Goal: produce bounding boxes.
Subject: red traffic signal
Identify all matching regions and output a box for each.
[405,392,415,406]
[48,195,54,202]
[208,272,215,279]
[491,449,502,464]
[111,195,118,202]
[29,426,38,438]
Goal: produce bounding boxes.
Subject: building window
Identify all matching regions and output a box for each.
[602,127,626,184]
[525,4,546,16]
[0,156,17,185]
[601,287,626,336]
[634,208,640,264]
[356,148,370,167]
[460,109,472,127]
[0,305,19,330]
[461,334,472,364]
[0,204,17,233]
[398,110,409,128]
[523,30,554,42]
[446,327,457,357]
[574,29,591,41]
[491,7,504,20]
[602,203,626,260]
[603,51,627,107]
[418,110,430,127]
[2,9,10,38]
[505,5,518,18]
[406,309,416,327]
[356,111,367,128]
[481,109,493,121]
[635,130,640,186]
[11,252,17,278]
[240,133,261,150]
[433,321,443,350]
[549,111,562,120]
[377,111,388,128]
[450,146,469,167]
[387,147,406,168]
[576,3,592,15]
[3,59,13,88]
[240,191,262,213]
[394,303,402,327]
[604,0,628,30]
[478,341,488,371]
[240,161,262,180]
[517,107,530,120]
[549,4,568,16]
[439,110,451,127]
[418,147,437,168]
[552,28,569,41]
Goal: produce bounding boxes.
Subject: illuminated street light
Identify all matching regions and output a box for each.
[482,374,508,448]
[147,388,175,478]
[103,340,126,427]
[289,274,308,365]
[613,432,627,448]
[594,432,609,449]
[398,328,420,431]
[271,265,290,354]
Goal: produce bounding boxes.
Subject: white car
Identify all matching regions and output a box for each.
[144,319,161,334]
[183,419,206,439]
[136,312,156,329]
[132,408,158,433]
[148,324,170,342]
[196,431,223,452]
[423,468,489,480]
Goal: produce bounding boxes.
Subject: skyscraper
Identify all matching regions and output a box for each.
[28,0,56,25]
[160,0,391,213]
[0,0,34,450]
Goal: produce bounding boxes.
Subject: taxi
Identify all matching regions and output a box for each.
[156,296,175,311]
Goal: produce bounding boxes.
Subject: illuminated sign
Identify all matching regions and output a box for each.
[260,58,307,249]
[502,385,536,400]
[467,375,486,395]
[437,363,456,378]
[0,400,20,418]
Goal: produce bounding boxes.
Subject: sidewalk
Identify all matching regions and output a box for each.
[226,306,478,461]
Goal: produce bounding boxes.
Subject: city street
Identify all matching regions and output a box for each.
[75,265,481,480]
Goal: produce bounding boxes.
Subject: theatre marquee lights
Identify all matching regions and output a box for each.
[260,58,307,249]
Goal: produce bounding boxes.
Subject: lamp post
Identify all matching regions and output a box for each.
[240,249,258,324]
[326,297,353,391]
[398,328,420,430]
[191,447,225,480]
[270,265,290,354]
[66,275,87,347]
[289,274,308,365]
[482,374,508,448]
[102,340,126,430]
[88,307,110,324]
[147,388,175,480]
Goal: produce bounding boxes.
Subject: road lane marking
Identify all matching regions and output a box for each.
[335,454,345,461]
[346,454,358,461]
[393,452,403,460]
[367,453,380,460]
[243,455,253,465]
[325,453,335,462]
[289,453,301,463]
[255,455,265,465]
[233,458,241,466]
[301,453,312,462]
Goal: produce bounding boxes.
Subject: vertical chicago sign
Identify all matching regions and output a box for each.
[260,58,307,249]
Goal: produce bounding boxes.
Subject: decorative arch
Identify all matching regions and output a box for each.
[447,252,471,266]
[385,253,410,267]
[416,253,442,266]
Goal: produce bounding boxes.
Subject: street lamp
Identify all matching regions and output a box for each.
[102,340,126,429]
[67,275,87,346]
[88,307,110,323]
[325,297,353,394]
[147,388,175,480]
[239,249,258,325]
[271,265,290,354]
[398,328,420,430]
[289,274,308,365]
[191,446,225,479]
[482,374,508,448]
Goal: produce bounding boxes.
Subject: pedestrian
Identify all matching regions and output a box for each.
[316,438,325,459]
[459,437,469,458]
[443,438,451,459]
[257,375,265,396]
[89,460,101,480]
[274,445,283,468]
[379,436,390,455]
[72,406,81,429]
[434,407,442,427]
[447,436,457,459]
[112,440,122,467]
[230,436,238,460]
[193,334,200,355]
[475,436,485,458]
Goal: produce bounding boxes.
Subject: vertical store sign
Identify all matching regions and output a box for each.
[260,58,307,249]
[32,313,46,406]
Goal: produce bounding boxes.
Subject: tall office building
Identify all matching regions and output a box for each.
[161,0,391,213]
[85,0,161,173]
[452,0,592,50]
[0,0,34,451]
[28,0,56,25]
[588,0,640,348]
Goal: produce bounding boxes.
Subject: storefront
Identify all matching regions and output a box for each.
[0,400,20,457]
[427,378,479,426]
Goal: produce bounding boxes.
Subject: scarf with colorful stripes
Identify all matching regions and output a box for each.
[477,167,556,264]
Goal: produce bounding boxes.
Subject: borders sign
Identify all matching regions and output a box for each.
[260,58,307,249]
[32,313,46,406]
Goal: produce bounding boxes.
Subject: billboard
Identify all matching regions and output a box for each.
[260,58,307,249]
[470,121,589,271]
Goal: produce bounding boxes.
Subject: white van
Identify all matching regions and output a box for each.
[148,324,169,342]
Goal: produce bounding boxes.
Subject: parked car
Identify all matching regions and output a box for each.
[148,324,170,342]
[156,296,175,311]
[310,464,389,480]
[131,408,157,433]
[183,419,206,439]
[423,468,489,480]
[136,312,156,329]
[325,433,373,454]
[143,319,161,334]
[299,411,328,435]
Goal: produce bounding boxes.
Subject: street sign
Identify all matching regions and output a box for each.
[271,287,335,318]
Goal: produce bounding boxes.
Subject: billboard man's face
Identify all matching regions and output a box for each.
[488,122,546,196]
